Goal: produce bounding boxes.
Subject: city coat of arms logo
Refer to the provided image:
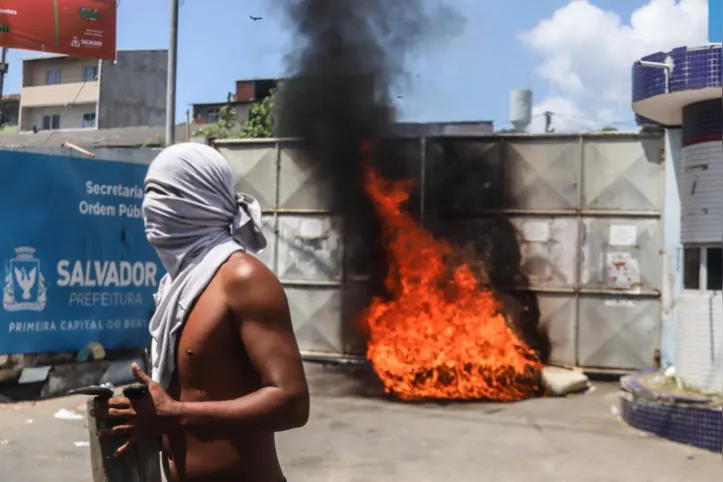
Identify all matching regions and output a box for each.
[3,247,47,312]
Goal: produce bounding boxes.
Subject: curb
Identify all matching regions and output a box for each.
[619,370,722,452]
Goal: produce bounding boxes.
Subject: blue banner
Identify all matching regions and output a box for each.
[710,0,722,42]
[0,150,162,354]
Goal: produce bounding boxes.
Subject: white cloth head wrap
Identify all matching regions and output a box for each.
[142,142,266,388]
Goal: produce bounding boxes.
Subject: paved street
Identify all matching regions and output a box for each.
[0,364,719,481]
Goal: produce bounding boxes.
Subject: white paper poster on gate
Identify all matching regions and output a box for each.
[278,217,342,280]
[608,225,637,246]
[606,251,641,290]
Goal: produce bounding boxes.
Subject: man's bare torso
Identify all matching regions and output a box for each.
[161,252,286,482]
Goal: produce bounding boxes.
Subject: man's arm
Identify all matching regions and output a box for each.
[175,255,310,432]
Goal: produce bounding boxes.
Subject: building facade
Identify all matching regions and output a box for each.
[631,17,723,392]
[192,78,279,125]
[19,50,168,133]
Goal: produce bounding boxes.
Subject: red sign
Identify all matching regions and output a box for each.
[0,0,116,60]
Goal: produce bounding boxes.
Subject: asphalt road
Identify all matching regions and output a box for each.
[0,364,719,481]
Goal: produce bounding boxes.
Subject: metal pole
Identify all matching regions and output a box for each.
[0,47,9,126]
[720,32,723,454]
[165,0,179,146]
[720,20,723,420]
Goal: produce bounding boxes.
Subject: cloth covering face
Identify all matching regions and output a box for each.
[142,142,266,389]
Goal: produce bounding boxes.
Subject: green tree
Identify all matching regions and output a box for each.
[600,126,618,131]
[240,89,276,138]
[193,104,244,139]
[193,89,276,140]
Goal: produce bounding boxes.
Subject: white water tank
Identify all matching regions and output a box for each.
[510,89,533,131]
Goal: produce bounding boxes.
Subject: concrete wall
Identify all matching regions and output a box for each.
[20,82,99,111]
[236,81,256,102]
[661,129,683,368]
[22,57,99,87]
[20,104,97,132]
[5,146,160,164]
[97,50,168,129]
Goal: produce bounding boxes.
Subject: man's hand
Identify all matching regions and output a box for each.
[97,363,181,455]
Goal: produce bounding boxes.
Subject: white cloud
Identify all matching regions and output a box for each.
[519,0,707,132]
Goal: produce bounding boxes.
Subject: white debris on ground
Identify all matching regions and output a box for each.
[611,405,621,419]
[541,366,590,397]
[73,441,90,448]
[662,366,686,390]
[53,409,84,421]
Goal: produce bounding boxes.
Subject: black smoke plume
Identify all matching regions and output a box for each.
[275,0,549,362]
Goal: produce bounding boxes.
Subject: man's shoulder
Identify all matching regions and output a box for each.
[218,252,283,304]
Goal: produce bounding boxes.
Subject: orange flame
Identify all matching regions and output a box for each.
[360,152,542,401]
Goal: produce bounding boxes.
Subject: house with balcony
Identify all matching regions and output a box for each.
[19,50,168,133]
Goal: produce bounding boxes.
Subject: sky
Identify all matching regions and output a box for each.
[1,0,710,132]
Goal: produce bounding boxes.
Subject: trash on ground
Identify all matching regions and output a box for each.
[541,366,590,396]
[73,441,90,448]
[54,409,83,421]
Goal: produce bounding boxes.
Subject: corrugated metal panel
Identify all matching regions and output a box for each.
[256,215,277,272]
[423,137,502,213]
[577,296,659,369]
[582,137,663,211]
[510,216,578,290]
[219,142,278,210]
[278,141,332,210]
[536,294,576,366]
[680,142,723,243]
[676,292,722,394]
[579,218,661,294]
[276,215,343,282]
[504,138,580,209]
[342,281,373,356]
[285,286,343,353]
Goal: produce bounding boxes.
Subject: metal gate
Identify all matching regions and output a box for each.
[216,132,665,371]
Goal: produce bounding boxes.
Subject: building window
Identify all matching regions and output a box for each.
[82,112,96,128]
[683,247,700,289]
[45,69,61,85]
[206,108,221,123]
[41,114,60,130]
[708,248,723,290]
[683,246,723,291]
[83,65,98,81]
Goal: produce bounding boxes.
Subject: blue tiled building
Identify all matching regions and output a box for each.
[630,4,722,397]
[619,3,723,453]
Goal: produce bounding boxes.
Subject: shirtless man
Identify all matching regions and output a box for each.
[99,143,309,482]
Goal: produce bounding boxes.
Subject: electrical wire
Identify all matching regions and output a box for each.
[42,80,89,145]
[551,112,638,129]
